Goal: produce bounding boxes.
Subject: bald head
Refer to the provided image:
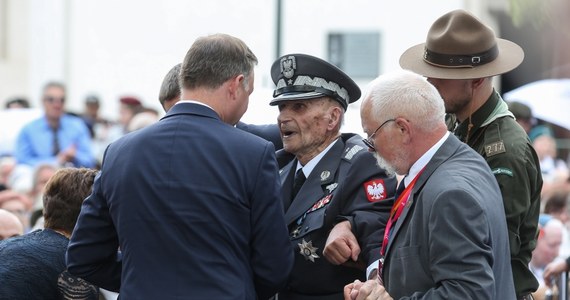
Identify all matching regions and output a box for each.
[0,209,24,240]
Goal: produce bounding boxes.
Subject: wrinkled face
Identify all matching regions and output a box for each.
[427,78,472,118]
[277,98,335,159]
[42,86,65,121]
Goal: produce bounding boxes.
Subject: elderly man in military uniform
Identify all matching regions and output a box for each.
[399,10,543,300]
[269,53,396,300]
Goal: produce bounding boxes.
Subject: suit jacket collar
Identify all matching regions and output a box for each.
[162,102,220,121]
[384,134,463,257]
[282,138,345,224]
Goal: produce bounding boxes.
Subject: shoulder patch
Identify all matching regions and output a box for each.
[363,179,386,202]
[492,167,513,177]
[484,141,506,157]
[344,144,364,161]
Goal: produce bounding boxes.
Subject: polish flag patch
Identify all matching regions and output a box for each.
[364,179,386,202]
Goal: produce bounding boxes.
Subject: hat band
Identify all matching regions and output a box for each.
[423,44,498,68]
[273,85,348,108]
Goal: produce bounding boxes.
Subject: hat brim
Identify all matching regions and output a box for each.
[399,38,524,79]
[269,92,326,106]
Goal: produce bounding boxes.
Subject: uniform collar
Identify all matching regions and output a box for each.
[455,89,501,142]
[296,138,339,178]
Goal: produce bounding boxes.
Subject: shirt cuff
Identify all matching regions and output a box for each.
[366,260,379,280]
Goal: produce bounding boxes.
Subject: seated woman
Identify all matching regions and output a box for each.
[0,167,99,299]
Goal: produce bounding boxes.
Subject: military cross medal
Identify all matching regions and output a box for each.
[298,239,319,262]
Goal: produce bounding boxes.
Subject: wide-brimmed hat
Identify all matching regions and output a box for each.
[399,9,524,79]
[269,53,361,110]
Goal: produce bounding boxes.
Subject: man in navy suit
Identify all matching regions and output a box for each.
[269,53,396,299]
[159,62,283,150]
[66,33,293,300]
[346,70,514,299]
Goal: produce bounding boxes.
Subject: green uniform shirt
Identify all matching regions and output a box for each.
[454,90,543,297]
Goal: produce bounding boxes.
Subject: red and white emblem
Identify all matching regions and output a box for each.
[364,179,386,202]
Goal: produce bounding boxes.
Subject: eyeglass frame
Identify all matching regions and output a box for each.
[363,118,395,151]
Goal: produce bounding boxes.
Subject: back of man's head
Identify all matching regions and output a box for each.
[159,63,182,112]
[180,33,257,91]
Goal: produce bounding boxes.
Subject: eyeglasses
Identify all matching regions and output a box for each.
[363,119,395,151]
[44,96,65,104]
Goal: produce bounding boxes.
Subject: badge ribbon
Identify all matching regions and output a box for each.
[378,168,425,279]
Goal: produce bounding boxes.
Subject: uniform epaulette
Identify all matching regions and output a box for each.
[343,134,366,161]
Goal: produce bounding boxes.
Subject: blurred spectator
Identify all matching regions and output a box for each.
[15,82,95,168]
[0,156,16,187]
[544,191,570,259]
[508,100,535,134]
[127,110,159,132]
[533,131,570,201]
[0,190,32,231]
[530,216,564,299]
[4,97,30,109]
[80,94,104,138]
[119,96,144,132]
[0,167,99,299]
[0,209,24,240]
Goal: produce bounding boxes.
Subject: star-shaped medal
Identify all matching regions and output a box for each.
[298,239,319,262]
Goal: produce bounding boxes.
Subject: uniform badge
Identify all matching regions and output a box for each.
[320,170,331,181]
[291,226,301,238]
[325,183,338,193]
[309,194,332,213]
[492,167,514,177]
[298,239,319,262]
[280,55,297,84]
[485,141,506,157]
[364,179,386,202]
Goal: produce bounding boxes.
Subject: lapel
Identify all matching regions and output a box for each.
[384,134,461,257]
[282,139,345,225]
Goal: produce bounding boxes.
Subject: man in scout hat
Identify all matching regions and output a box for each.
[399,9,542,300]
[270,53,396,299]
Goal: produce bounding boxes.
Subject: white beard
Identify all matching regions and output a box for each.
[374,152,396,177]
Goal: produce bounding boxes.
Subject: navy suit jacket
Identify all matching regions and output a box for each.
[67,102,293,299]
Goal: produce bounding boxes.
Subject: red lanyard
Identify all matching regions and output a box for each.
[380,168,424,257]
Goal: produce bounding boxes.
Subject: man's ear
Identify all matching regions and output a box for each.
[327,106,342,130]
[229,74,245,99]
[395,117,413,144]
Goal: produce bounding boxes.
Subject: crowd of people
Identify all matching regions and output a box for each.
[1,8,570,300]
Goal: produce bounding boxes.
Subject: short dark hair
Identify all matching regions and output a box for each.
[42,168,97,233]
[159,63,182,108]
[5,98,30,109]
[180,33,258,90]
[544,191,570,215]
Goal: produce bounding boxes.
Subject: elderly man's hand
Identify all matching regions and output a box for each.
[344,279,392,300]
[324,220,361,266]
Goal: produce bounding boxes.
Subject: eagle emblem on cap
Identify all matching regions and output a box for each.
[280,55,296,80]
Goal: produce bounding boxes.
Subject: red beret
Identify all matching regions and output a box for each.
[120,96,142,106]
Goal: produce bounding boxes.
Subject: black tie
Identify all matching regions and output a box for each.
[52,126,60,156]
[291,169,306,200]
[395,178,406,199]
